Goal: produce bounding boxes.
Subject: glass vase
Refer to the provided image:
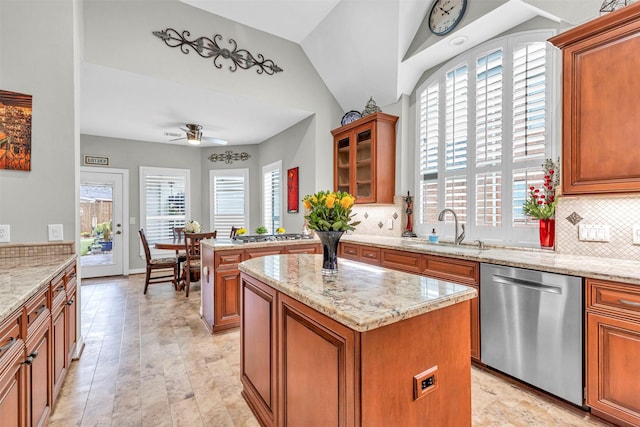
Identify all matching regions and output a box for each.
[315,230,344,274]
[539,218,555,248]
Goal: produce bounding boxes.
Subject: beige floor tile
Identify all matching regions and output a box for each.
[49,274,611,426]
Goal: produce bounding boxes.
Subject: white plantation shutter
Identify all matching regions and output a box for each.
[512,42,547,162]
[263,161,281,234]
[140,167,190,248]
[211,170,248,239]
[419,82,439,224]
[445,65,468,171]
[415,31,553,243]
[476,49,503,167]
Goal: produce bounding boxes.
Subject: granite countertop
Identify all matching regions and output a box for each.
[341,234,640,286]
[201,237,319,250]
[238,254,477,332]
[0,254,76,323]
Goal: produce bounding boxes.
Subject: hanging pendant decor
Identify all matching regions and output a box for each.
[152,28,283,75]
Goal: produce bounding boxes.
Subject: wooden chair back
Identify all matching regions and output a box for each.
[173,227,185,241]
[138,228,178,294]
[183,231,217,297]
[230,226,239,239]
[139,228,152,262]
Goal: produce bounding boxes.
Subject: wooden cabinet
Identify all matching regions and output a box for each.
[202,244,320,333]
[240,274,277,426]
[332,112,398,204]
[340,242,481,361]
[240,271,472,427]
[24,286,52,427]
[586,278,640,426]
[0,260,76,426]
[550,3,640,194]
[0,309,26,427]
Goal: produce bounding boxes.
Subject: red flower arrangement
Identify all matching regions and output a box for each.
[522,158,560,220]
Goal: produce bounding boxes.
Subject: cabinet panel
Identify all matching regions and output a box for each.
[550,3,640,194]
[213,269,241,332]
[245,248,284,259]
[339,243,361,261]
[51,308,65,401]
[65,286,77,365]
[0,345,25,427]
[241,275,277,427]
[587,312,640,426]
[201,246,215,332]
[381,249,424,274]
[285,244,320,255]
[469,285,480,361]
[359,247,380,265]
[26,321,51,427]
[278,293,355,427]
[424,255,479,286]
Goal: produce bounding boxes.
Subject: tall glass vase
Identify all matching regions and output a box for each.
[315,230,344,274]
[539,218,555,248]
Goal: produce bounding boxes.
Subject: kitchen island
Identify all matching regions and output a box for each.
[238,254,477,427]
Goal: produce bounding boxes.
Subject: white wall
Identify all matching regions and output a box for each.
[0,0,79,243]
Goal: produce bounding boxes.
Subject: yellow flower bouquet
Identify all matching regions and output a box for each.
[302,190,360,232]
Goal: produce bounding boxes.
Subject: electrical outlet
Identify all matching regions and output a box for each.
[413,366,438,400]
[48,224,63,241]
[0,225,10,243]
[387,218,393,230]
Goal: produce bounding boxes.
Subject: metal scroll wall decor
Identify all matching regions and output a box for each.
[208,151,251,164]
[600,0,636,14]
[152,28,283,75]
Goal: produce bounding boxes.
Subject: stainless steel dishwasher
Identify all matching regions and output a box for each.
[480,263,583,406]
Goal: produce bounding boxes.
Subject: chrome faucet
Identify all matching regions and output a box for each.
[437,208,465,245]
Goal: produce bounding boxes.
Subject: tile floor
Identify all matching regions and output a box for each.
[49,275,612,426]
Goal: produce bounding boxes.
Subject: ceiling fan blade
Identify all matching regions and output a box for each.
[169,137,186,141]
[201,136,228,145]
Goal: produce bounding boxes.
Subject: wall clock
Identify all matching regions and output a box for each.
[429,0,468,36]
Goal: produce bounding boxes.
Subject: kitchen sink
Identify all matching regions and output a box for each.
[402,240,489,252]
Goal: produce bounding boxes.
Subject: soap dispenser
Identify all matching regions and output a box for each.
[428,228,439,243]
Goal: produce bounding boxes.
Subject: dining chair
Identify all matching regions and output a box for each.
[138,229,178,294]
[173,226,187,280]
[230,226,238,239]
[183,231,217,297]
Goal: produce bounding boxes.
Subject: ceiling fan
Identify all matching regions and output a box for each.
[165,123,228,146]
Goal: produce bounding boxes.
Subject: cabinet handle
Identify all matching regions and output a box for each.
[0,337,16,354]
[68,272,76,279]
[67,298,75,306]
[203,266,209,277]
[619,299,640,307]
[34,305,47,316]
[57,285,65,293]
[22,351,38,366]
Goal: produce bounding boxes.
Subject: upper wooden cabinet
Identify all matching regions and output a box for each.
[332,112,398,204]
[550,3,640,194]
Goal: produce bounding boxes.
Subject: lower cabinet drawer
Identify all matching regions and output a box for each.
[424,255,479,286]
[0,310,21,360]
[360,247,380,265]
[381,249,424,273]
[25,288,50,331]
[587,278,640,321]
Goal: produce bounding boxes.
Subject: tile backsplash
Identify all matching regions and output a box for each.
[349,196,405,237]
[556,194,640,261]
[0,241,75,259]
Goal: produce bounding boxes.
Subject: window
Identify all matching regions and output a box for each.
[210,169,249,238]
[262,161,282,234]
[139,166,190,252]
[416,31,554,244]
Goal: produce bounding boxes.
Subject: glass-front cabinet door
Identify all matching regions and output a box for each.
[355,127,374,201]
[335,135,351,194]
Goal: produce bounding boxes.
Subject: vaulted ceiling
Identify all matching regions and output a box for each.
[80,0,602,146]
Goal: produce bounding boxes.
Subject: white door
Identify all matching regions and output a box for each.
[80,168,127,278]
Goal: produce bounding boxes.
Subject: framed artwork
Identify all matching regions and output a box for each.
[0,90,33,171]
[287,167,299,213]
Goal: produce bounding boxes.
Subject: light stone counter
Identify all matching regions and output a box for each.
[0,254,76,323]
[342,234,640,286]
[238,254,477,332]
[200,236,319,250]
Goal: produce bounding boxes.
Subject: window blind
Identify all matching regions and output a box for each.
[263,166,281,234]
[140,167,189,246]
[212,174,247,239]
[445,65,469,171]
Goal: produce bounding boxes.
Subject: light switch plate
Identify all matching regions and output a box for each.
[0,225,10,243]
[48,224,63,241]
[633,224,640,245]
[387,218,393,230]
[578,224,610,242]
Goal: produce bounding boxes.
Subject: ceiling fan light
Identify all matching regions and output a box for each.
[187,129,202,145]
